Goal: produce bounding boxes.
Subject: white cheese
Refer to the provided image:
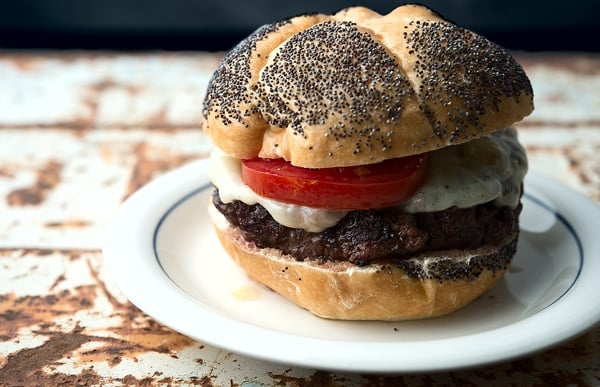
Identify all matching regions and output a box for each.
[210,150,348,232]
[398,128,527,212]
[210,128,527,232]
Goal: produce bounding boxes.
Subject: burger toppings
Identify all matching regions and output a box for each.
[211,128,524,268]
[400,128,527,213]
[212,190,520,270]
[240,153,428,210]
[210,128,527,232]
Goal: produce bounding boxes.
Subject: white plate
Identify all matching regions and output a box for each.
[103,159,600,373]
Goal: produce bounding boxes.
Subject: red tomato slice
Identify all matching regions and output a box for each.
[241,154,429,210]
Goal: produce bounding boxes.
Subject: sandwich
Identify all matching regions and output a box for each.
[201,4,534,320]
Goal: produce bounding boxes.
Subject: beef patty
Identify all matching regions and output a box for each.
[212,189,521,266]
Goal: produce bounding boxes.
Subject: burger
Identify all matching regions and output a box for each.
[201,5,534,320]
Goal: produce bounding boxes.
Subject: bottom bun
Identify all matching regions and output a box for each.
[209,204,517,321]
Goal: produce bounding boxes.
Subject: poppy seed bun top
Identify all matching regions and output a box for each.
[201,4,534,168]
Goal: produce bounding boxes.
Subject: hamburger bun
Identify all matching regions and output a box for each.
[202,4,533,168]
[209,204,517,320]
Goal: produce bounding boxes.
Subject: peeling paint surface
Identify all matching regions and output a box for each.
[0,52,599,386]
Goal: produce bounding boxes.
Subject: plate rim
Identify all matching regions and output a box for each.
[103,160,600,373]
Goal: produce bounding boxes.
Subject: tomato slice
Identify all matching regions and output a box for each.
[241,154,429,210]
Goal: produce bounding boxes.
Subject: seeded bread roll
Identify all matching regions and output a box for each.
[209,204,516,320]
[202,4,534,168]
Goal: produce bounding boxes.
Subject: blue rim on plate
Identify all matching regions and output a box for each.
[153,187,585,315]
[521,192,584,308]
[152,184,211,279]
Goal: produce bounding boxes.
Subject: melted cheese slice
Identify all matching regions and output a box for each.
[210,128,527,232]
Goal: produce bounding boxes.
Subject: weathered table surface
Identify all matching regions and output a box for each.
[0,51,599,386]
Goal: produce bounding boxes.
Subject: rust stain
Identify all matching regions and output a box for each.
[124,142,198,200]
[90,79,143,95]
[149,106,169,127]
[0,167,15,178]
[525,144,600,202]
[6,160,62,206]
[44,219,91,229]
[0,328,95,385]
[0,250,198,385]
[75,78,146,129]
[9,55,43,72]
[49,274,66,291]
[516,53,600,76]
[517,120,600,129]
[0,288,93,340]
[268,370,350,387]
[75,329,195,367]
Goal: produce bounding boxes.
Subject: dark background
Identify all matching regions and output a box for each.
[0,0,598,51]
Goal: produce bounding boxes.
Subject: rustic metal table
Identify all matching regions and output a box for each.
[0,52,599,385]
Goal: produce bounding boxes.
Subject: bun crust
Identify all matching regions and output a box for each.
[202,4,534,168]
[209,204,516,320]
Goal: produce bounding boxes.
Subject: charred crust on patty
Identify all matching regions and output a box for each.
[212,188,521,282]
